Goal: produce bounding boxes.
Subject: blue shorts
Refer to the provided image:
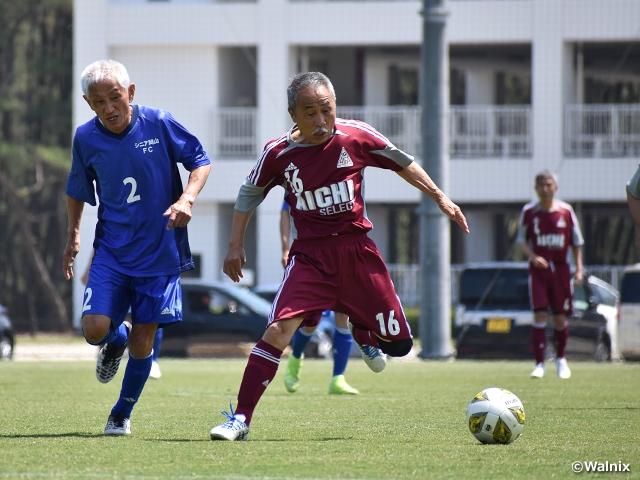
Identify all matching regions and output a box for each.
[84,261,182,329]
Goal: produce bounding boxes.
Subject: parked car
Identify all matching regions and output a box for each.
[251,284,335,358]
[0,303,14,360]
[618,265,640,360]
[454,262,620,362]
[160,280,272,357]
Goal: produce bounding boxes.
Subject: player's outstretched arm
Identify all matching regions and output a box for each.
[63,196,85,280]
[223,210,254,282]
[396,162,469,234]
[164,164,211,230]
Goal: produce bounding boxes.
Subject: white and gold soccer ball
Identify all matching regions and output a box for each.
[466,387,525,444]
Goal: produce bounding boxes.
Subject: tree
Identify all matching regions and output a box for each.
[0,0,73,332]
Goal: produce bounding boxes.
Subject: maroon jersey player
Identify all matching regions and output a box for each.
[516,170,584,379]
[209,71,469,441]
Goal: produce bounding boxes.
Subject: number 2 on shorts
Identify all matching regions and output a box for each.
[82,287,93,312]
[376,310,400,336]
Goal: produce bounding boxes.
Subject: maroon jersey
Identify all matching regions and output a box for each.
[235,118,413,240]
[517,201,584,264]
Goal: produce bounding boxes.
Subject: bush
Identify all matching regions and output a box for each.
[403,307,457,338]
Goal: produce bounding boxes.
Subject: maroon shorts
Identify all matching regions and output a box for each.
[528,262,573,315]
[270,233,412,342]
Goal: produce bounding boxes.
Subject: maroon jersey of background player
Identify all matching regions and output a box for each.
[516,201,584,265]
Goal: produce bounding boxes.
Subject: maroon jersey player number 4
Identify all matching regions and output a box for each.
[516,170,584,380]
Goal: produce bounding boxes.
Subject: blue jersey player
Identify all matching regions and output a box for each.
[63,59,211,436]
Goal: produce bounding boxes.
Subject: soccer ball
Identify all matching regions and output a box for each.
[466,387,525,444]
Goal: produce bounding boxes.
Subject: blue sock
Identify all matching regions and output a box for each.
[152,329,163,362]
[332,327,352,377]
[111,353,152,418]
[84,322,129,348]
[291,328,313,358]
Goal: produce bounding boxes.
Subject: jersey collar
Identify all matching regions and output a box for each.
[95,104,139,139]
[535,200,560,213]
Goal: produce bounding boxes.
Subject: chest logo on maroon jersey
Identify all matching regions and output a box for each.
[337,147,354,168]
[291,178,356,216]
[532,215,565,250]
[556,216,567,228]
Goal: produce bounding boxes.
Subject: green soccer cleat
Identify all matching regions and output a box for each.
[329,375,359,395]
[284,354,303,393]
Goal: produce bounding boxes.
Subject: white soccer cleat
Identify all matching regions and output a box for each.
[104,413,131,436]
[210,403,249,441]
[347,320,386,373]
[149,361,162,379]
[556,357,571,379]
[530,362,545,379]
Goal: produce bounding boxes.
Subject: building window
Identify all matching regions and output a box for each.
[495,72,531,105]
[389,66,419,106]
[585,78,640,104]
[450,68,466,106]
[388,206,419,264]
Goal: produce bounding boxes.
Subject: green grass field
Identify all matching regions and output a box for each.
[1,356,639,480]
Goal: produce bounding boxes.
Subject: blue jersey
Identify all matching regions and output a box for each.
[67,105,210,276]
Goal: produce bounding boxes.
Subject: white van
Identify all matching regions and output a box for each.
[619,265,640,360]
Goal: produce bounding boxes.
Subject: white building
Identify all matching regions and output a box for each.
[73,0,640,316]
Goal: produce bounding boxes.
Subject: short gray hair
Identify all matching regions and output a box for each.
[287,72,336,111]
[535,169,558,186]
[81,60,131,97]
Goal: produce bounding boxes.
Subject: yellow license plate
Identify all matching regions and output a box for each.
[486,318,512,333]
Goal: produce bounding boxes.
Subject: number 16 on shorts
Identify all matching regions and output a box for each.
[376,310,401,336]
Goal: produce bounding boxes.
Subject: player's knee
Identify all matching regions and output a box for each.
[379,337,413,357]
[82,315,111,345]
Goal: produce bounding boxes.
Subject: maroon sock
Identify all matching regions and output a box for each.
[554,324,569,359]
[532,326,546,364]
[235,340,282,425]
[350,323,380,348]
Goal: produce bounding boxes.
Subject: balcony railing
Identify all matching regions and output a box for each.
[212,105,532,159]
[214,107,258,158]
[565,104,640,157]
[450,105,531,158]
[337,106,422,155]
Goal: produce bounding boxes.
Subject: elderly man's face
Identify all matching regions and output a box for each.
[84,80,135,134]
[288,85,336,145]
[535,177,557,202]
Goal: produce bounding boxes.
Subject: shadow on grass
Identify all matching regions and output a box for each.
[552,406,640,410]
[140,437,352,443]
[143,439,211,443]
[0,432,102,438]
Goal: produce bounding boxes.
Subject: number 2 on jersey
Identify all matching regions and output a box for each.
[376,310,400,336]
[123,177,141,204]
